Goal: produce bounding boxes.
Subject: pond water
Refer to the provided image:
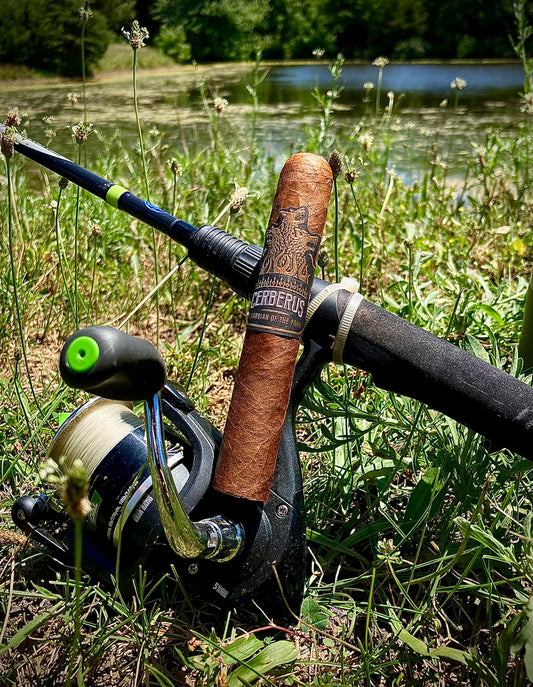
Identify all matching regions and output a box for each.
[266,61,525,99]
[0,61,527,181]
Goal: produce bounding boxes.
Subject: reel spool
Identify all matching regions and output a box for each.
[49,396,187,564]
[14,383,219,593]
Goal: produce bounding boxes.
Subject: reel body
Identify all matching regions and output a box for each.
[13,377,308,615]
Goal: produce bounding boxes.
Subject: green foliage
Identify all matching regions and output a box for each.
[0,602,64,656]
[150,0,527,61]
[153,0,271,61]
[153,24,191,63]
[424,0,518,59]
[359,0,429,58]
[266,0,337,59]
[510,0,533,93]
[392,36,428,60]
[96,42,174,71]
[0,0,134,76]
[1,45,533,685]
[0,0,529,70]
[152,0,338,61]
[97,0,136,32]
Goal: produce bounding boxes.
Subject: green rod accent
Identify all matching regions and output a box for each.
[66,335,100,373]
[106,184,128,208]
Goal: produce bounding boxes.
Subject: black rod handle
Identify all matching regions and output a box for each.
[306,288,533,459]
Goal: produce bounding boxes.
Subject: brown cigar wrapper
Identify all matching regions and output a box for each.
[213,331,299,501]
[213,153,333,501]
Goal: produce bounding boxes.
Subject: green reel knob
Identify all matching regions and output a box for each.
[60,326,166,401]
[65,335,100,373]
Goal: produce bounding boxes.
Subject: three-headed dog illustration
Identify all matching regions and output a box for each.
[261,206,321,284]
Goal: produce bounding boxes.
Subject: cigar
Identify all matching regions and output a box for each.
[213,153,333,501]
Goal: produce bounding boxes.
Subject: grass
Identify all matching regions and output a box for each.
[0,44,176,83]
[0,47,533,686]
[96,42,175,73]
[0,64,50,81]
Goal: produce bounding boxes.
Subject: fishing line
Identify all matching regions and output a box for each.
[49,398,142,477]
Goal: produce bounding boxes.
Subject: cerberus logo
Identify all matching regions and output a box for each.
[261,206,321,285]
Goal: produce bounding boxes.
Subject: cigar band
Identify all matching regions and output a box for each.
[247,206,322,338]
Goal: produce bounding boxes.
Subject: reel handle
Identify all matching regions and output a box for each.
[213,153,333,501]
[59,326,166,401]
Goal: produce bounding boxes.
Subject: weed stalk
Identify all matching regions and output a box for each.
[373,56,389,116]
[5,155,40,408]
[124,20,160,343]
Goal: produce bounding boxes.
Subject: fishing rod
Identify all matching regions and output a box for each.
[0,123,261,299]
[3,123,533,460]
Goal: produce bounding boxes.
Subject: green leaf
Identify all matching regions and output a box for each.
[494,609,526,679]
[227,641,298,687]
[454,517,519,568]
[356,464,396,481]
[398,629,430,656]
[510,460,533,476]
[401,467,444,532]
[463,334,491,364]
[511,236,527,256]
[301,597,329,630]
[223,635,265,665]
[443,416,460,445]
[399,629,470,666]
[430,646,469,664]
[511,595,533,681]
[477,303,505,326]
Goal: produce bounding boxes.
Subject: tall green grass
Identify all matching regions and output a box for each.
[1,48,533,686]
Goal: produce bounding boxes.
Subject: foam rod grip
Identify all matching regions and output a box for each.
[213,153,333,501]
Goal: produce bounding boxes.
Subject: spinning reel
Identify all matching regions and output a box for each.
[12,324,311,613]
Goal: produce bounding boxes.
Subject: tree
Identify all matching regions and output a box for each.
[264,0,337,59]
[331,0,428,59]
[153,0,271,61]
[0,0,134,76]
[424,0,515,58]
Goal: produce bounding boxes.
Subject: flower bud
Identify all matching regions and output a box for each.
[317,250,329,269]
[5,108,22,127]
[230,185,248,214]
[1,127,16,158]
[328,150,343,179]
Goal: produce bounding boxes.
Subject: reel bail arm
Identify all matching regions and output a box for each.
[60,326,243,562]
